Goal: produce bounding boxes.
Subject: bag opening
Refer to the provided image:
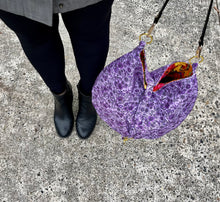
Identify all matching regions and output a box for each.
[153,62,193,92]
[140,49,147,89]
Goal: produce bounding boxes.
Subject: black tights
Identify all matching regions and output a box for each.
[0,0,113,94]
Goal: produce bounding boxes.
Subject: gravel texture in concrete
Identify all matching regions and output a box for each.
[0,0,219,201]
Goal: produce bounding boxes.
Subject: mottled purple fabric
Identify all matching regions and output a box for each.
[92,41,198,139]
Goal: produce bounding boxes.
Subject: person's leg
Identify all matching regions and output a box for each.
[0,10,66,94]
[61,0,114,95]
[0,10,74,137]
[61,0,114,139]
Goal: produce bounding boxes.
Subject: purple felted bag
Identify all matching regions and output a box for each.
[92,0,213,140]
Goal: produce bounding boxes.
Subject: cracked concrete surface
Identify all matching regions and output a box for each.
[0,0,219,201]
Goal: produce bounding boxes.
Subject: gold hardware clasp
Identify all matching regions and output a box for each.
[188,55,204,64]
[123,137,133,143]
[139,33,153,44]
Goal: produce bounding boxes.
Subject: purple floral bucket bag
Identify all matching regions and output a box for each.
[92,41,198,139]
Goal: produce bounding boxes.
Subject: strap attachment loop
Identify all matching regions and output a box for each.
[196,46,203,58]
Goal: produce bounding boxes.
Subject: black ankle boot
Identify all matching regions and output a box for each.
[76,85,97,139]
[53,81,74,138]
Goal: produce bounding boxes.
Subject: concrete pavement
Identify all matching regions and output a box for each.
[0,0,219,201]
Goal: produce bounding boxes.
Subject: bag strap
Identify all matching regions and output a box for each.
[153,0,170,24]
[197,0,214,57]
[140,0,214,62]
[189,0,214,63]
[139,0,170,41]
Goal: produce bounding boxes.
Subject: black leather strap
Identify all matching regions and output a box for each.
[153,0,170,24]
[199,0,214,47]
[153,0,213,56]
